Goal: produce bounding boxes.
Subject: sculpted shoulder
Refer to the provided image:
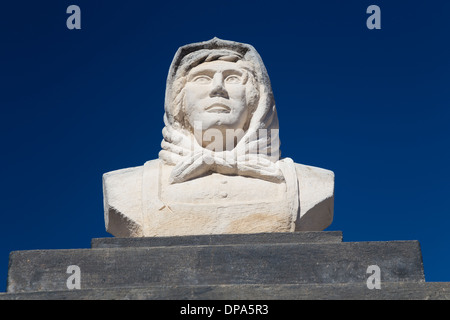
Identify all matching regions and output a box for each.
[102,164,146,237]
[293,162,335,231]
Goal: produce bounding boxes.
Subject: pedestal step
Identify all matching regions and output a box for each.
[2,282,450,300]
[91,231,343,248]
[6,234,424,293]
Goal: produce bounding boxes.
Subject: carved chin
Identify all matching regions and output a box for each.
[187,112,245,130]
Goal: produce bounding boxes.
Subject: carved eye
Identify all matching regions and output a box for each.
[225,75,241,84]
[192,75,212,84]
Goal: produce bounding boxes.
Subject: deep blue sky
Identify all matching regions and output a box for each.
[1,1,449,292]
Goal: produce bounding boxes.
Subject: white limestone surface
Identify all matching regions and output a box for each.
[103,38,335,237]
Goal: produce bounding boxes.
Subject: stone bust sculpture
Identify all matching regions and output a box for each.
[103,38,334,237]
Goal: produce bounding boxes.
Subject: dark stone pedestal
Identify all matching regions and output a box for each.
[1,232,449,299]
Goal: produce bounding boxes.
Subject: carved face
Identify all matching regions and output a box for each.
[183,60,249,133]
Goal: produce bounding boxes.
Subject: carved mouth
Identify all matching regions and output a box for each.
[205,103,231,113]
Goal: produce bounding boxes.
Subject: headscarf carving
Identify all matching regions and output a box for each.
[158,38,286,184]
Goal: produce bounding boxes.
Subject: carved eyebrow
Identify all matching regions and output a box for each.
[187,69,215,80]
[222,69,243,77]
[188,68,243,81]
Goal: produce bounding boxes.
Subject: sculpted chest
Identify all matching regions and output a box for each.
[159,165,286,204]
[103,160,334,237]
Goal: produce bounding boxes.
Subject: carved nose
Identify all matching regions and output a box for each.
[209,74,229,99]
